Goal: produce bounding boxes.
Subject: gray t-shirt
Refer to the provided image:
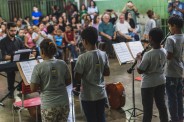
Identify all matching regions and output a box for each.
[74,50,109,101]
[144,18,156,35]
[164,34,184,78]
[138,48,167,88]
[31,59,71,109]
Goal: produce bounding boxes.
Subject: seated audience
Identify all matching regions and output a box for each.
[115,14,139,42]
[64,24,78,61]
[55,29,65,59]
[99,14,116,58]
[87,0,98,19]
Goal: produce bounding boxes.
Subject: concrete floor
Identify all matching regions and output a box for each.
[0,59,171,122]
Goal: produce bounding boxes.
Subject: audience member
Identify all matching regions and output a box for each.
[116,14,139,42]
[55,29,65,59]
[87,0,98,19]
[143,10,156,41]
[32,6,42,25]
[24,26,35,49]
[64,24,78,60]
[168,0,184,18]
[105,9,118,25]
[122,1,139,24]
[58,16,66,32]
[99,14,116,58]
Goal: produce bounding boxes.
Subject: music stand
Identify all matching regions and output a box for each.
[0,50,37,106]
[125,62,157,121]
[125,66,143,121]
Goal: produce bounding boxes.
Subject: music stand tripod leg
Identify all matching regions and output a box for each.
[125,69,143,121]
[0,80,22,107]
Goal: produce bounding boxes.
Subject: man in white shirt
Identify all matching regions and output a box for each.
[115,14,139,42]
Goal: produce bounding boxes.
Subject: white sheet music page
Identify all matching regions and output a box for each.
[113,42,134,65]
[19,60,38,84]
[128,41,144,59]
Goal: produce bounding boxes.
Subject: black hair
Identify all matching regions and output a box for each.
[66,24,73,31]
[149,28,163,44]
[24,16,30,20]
[168,15,183,29]
[40,39,57,58]
[89,0,96,7]
[127,1,133,3]
[7,22,16,30]
[47,25,55,34]
[125,12,129,20]
[93,15,99,24]
[147,10,154,18]
[81,26,98,45]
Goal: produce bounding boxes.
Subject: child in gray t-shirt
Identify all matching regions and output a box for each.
[137,28,168,122]
[164,15,184,122]
[30,39,71,122]
[74,27,110,122]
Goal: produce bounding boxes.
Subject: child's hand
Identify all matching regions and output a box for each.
[136,52,142,60]
[70,41,76,45]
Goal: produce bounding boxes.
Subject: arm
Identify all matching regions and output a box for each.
[122,4,127,13]
[24,35,30,48]
[0,40,12,61]
[99,31,112,40]
[136,52,148,74]
[74,72,82,84]
[132,4,138,12]
[167,52,173,60]
[64,33,70,44]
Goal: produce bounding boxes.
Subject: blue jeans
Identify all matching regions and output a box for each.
[166,77,183,122]
[67,44,78,59]
[141,84,168,122]
[81,98,106,122]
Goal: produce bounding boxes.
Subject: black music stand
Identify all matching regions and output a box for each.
[0,50,37,106]
[125,67,143,121]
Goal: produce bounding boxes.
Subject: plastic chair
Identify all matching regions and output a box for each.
[12,82,41,122]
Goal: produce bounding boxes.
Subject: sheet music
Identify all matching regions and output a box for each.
[13,54,20,61]
[113,42,134,65]
[128,41,144,58]
[19,60,38,84]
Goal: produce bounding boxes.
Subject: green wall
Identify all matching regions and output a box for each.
[96,0,184,19]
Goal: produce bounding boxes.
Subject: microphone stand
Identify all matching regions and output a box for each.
[125,32,170,121]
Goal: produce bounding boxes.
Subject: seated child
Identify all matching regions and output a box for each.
[64,24,78,61]
[55,29,65,59]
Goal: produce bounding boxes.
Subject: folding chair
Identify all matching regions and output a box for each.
[12,82,41,122]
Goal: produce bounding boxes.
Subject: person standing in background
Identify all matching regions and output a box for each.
[168,0,184,18]
[32,6,42,25]
[143,10,156,41]
[122,1,139,25]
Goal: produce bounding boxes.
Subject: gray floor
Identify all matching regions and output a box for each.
[0,59,169,122]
